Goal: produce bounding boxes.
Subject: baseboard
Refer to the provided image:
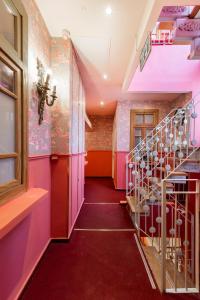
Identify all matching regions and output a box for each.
[13,238,51,300]
[51,238,69,243]
[67,197,85,239]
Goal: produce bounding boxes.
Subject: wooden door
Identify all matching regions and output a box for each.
[130,109,159,149]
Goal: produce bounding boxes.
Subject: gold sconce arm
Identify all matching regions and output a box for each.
[36,58,57,125]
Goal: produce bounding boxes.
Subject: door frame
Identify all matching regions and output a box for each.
[130,109,159,150]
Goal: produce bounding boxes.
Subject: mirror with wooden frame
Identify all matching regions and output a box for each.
[0,0,28,201]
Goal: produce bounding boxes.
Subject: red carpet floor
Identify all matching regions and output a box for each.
[84,177,125,203]
[20,178,200,300]
[75,204,133,229]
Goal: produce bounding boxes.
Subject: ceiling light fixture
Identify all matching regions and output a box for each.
[103,73,108,80]
[100,101,105,106]
[105,6,112,15]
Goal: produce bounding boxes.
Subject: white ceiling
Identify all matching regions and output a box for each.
[35,0,148,115]
[35,0,197,115]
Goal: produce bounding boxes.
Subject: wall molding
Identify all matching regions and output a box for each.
[28,154,51,160]
[28,153,86,161]
[87,150,112,152]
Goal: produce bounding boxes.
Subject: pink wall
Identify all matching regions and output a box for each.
[128,45,200,94]
[128,44,200,146]
[0,0,52,299]
[114,152,128,190]
[0,192,50,300]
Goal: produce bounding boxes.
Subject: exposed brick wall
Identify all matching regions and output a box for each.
[86,115,114,151]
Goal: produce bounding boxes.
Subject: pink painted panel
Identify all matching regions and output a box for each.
[0,158,51,300]
[70,155,79,225]
[114,152,128,190]
[28,156,51,190]
[68,154,85,235]
[0,193,50,300]
[51,156,69,238]
[78,155,85,208]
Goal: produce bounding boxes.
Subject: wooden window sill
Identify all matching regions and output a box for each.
[0,188,48,239]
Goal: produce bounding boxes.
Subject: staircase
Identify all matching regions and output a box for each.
[126,95,200,293]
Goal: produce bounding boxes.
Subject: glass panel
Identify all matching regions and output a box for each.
[146,128,154,137]
[0,92,15,153]
[135,136,142,146]
[0,60,15,92]
[0,158,15,185]
[144,114,154,124]
[135,128,142,136]
[135,114,143,125]
[0,0,16,47]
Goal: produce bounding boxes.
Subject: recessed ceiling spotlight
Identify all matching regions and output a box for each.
[105,6,112,15]
[100,101,105,106]
[103,73,108,80]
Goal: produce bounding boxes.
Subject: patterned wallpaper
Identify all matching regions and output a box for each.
[22,0,52,155]
[51,39,86,155]
[20,1,86,156]
[51,38,71,154]
[116,95,191,152]
[86,116,114,151]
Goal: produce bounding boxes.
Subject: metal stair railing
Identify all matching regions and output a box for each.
[126,92,200,294]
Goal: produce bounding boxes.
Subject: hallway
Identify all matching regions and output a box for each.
[20,178,199,300]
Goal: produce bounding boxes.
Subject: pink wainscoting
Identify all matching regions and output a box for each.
[28,155,51,190]
[51,155,69,238]
[51,153,85,239]
[0,157,51,300]
[114,152,128,190]
[68,154,85,237]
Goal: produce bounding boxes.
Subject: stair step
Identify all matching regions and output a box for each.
[126,196,143,213]
[156,181,174,190]
[169,171,188,177]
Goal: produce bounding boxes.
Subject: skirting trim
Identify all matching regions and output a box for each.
[74,228,135,232]
[84,202,120,205]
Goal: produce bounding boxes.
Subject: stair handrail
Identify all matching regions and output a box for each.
[126,95,198,196]
[127,91,200,164]
[127,108,177,162]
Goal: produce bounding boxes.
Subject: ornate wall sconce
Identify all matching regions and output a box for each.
[36,58,57,125]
